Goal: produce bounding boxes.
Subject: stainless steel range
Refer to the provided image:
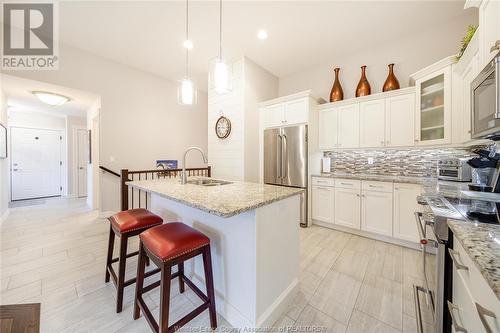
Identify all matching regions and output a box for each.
[414,195,463,333]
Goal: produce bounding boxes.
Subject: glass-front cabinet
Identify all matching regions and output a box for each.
[415,65,452,145]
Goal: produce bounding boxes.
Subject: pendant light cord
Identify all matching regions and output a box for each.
[185,0,189,77]
[219,0,222,59]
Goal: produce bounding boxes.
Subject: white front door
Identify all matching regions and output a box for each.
[11,127,62,200]
[77,129,88,197]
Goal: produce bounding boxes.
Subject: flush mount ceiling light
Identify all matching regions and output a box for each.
[32,91,70,106]
[210,0,231,95]
[257,30,268,40]
[177,0,197,105]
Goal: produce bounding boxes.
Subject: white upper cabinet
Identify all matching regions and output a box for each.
[284,98,308,125]
[317,88,415,150]
[318,107,339,150]
[414,64,452,146]
[360,100,386,148]
[265,104,285,128]
[338,104,360,148]
[478,0,500,67]
[262,96,309,129]
[385,93,415,147]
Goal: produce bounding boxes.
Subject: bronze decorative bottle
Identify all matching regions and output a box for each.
[382,63,400,92]
[329,67,344,102]
[355,65,371,97]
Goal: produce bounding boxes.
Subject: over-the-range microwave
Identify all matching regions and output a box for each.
[471,50,500,140]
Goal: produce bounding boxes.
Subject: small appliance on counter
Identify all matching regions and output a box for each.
[467,145,500,192]
[437,157,472,182]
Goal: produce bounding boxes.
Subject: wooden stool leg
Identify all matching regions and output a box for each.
[105,225,115,283]
[116,235,128,313]
[178,262,185,293]
[133,242,147,320]
[159,264,172,333]
[202,245,217,329]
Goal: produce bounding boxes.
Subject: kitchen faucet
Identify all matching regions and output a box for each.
[181,147,208,184]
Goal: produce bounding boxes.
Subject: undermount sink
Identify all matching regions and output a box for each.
[186,179,233,186]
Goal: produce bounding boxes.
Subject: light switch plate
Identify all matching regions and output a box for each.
[367,157,374,165]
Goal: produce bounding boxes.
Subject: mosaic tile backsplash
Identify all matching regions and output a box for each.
[324,148,477,177]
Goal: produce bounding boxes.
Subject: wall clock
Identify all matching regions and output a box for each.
[215,115,231,139]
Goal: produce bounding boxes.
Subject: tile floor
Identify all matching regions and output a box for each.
[0,198,433,332]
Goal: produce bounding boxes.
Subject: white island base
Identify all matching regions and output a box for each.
[149,192,300,329]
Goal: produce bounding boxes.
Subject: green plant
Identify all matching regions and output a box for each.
[457,25,478,60]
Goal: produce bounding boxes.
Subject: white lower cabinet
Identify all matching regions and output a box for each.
[311,185,334,224]
[334,188,361,229]
[451,237,500,333]
[393,183,422,243]
[361,190,393,237]
[311,177,420,245]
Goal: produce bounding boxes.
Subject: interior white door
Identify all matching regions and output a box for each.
[11,127,62,200]
[77,129,89,197]
[359,100,386,148]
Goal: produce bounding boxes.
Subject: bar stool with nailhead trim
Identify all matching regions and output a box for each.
[105,208,163,313]
[133,222,217,332]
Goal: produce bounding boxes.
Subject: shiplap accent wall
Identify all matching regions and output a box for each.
[208,58,278,181]
[208,60,245,180]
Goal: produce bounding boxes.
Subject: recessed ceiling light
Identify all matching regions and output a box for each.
[183,39,193,49]
[32,91,70,106]
[257,30,268,40]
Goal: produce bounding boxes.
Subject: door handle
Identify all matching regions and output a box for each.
[277,134,282,179]
[476,302,497,333]
[447,301,467,333]
[12,168,18,172]
[282,134,287,179]
[79,167,84,170]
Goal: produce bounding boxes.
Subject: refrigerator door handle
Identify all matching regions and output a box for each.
[282,134,288,179]
[277,134,282,179]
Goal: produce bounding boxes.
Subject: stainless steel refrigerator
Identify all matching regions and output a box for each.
[264,124,307,226]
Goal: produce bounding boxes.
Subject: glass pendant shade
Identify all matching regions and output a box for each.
[210,58,232,94]
[177,78,197,105]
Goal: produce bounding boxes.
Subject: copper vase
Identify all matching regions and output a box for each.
[329,68,343,102]
[355,65,371,97]
[382,63,400,92]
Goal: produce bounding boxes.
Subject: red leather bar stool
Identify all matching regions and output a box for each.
[134,222,217,333]
[105,208,163,313]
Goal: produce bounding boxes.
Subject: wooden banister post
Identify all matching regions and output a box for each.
[120,169,129,211]
[207,166,211,177]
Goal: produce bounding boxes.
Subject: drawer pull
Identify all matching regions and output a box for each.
[340,182,352,186]
[476,303,497,333]
[315,186,331,190]
[448,249,468,271]
[447,301,467,333]
[369,184,384,188]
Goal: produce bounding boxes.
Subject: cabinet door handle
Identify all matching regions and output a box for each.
[476,303,497,333]
[447,301,467,333]
[340,182,352,185]
[369,184,383,188]
[380,141,384,145]
[316,186,331,190]
[490,40,500,53]
[448,249,468,271]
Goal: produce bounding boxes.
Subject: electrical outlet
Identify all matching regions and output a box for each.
[367,157,374,165]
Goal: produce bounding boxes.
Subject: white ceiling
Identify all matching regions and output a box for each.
[58,1,473,91]
[2,74,99,117]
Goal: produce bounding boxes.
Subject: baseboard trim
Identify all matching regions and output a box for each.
[256,278,299,327]
[312,220,420,250]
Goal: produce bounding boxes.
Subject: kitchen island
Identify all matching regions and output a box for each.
[127,177,303,328]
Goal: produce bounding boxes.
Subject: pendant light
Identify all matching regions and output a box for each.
[210,0,231,94]
[178,0,197,105]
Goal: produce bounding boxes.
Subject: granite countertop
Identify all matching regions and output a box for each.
[448,219,500,300]
[127,177,304,218]
[313,172,432,185]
